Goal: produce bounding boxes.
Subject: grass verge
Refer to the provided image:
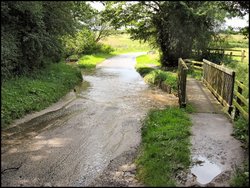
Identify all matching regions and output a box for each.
[1,63,82,128]
[230,161,249,187]
[136,54,178,92]
[77,52,116,69]
[135,106,192,186]
[232,116,249,148]
[230,115,249,187]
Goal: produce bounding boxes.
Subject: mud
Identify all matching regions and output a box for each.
[1,52,178,187]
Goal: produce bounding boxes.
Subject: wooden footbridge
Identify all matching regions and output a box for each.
[177,58,249,120]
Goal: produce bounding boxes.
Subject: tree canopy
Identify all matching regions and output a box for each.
[102,1,247,67]
[1,1,95,80]
[1,0,248,78]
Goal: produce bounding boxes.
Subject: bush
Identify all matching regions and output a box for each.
[62,28,114,57]
[1,29,21,80]
[144,70,178,91]
[1,2,75,81]
[99,44,114,54]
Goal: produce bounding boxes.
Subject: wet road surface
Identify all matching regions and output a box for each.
[1,52,178,186]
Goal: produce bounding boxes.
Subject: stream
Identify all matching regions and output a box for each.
[1,52,178,186]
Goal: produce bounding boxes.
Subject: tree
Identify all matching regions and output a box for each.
[90,11,115,42]
[1,1,90,80]
[220,1,249,17]
[220,1,249,38]
[102,1,229,67]
[72,2,115,42]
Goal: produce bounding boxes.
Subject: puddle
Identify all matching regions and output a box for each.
[191,156,222,185]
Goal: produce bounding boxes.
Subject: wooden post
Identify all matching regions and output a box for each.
[178,58,188,108]
[234,81,243,119]
[228,71,235,115]
[241,50,245,62]
[180,68,187,108]
[229,52,232,60]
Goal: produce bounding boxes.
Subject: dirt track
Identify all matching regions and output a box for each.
[1,53,178,186]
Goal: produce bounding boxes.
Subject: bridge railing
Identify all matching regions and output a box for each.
[202,59,235,114]
[178,58,188,108]
[233,80,249,120]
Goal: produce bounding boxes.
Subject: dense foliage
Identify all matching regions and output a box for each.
[1,1,77,80]
[102,1,248,67]
[1,1,114,81]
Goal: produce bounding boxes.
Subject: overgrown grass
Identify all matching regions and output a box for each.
[136,54,178,92]
[232,116,249,149]
[230,161,249,187]
[1,63,82,128]
[144,70,178,91]
[229,101,249,187]
[135,106,192,186]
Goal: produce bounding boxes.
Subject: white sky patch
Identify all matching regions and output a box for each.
[225,14,249,28]
[89,1,105,11]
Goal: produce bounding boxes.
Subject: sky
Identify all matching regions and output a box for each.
[224,15,249,28]
[89,1,249,29]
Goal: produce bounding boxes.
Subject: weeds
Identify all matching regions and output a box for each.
[232,116,249,149]
[230,161,249,187]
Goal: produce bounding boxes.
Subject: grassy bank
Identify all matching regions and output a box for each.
[77,52,116,69]
[135,54,191,186]
[135,106,192,186]
[135,54,178,92]
[1,63,82,128]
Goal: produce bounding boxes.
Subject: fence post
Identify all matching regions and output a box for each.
[241,50,245,62]
[229,52,232,60]
[228,71,235,115]
[234,81,243,119]
[181,68,187,108]
[178,58,188,108]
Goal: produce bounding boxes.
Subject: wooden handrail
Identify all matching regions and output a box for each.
[203,59,234,76]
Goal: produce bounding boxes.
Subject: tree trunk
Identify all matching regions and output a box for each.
[159,44,177,67]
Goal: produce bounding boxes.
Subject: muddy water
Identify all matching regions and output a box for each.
[1,52,178,186]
